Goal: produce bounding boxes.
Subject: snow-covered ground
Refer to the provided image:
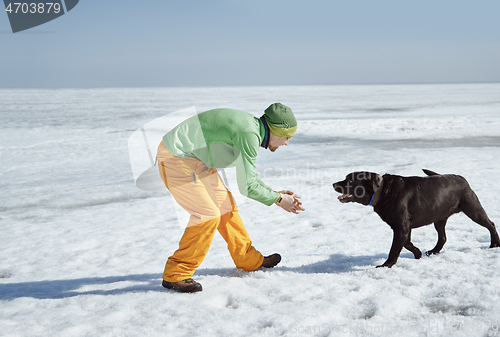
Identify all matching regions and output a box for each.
[1,84,500,336]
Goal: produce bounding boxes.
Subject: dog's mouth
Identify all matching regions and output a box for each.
[337,194,353,203]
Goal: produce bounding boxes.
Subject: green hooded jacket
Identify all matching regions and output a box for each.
[163,108,280,206]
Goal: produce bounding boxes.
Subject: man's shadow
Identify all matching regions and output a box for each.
[0,273,163,300]
[0,253,390,300]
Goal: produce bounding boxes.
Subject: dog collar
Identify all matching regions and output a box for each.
[369,193,376,205]
[369,178,384,206]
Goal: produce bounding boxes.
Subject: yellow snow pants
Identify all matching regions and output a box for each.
[157,141,264,282]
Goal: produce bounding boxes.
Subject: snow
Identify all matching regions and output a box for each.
[1,84,500,336]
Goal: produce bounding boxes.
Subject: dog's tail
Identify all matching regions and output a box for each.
[423,169,439,176]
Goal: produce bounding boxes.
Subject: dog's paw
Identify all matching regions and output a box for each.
[375,262,394,268]
[425,250,439,256]
[490,242,500,248]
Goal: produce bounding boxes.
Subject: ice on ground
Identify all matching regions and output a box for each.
[1,83,500,336]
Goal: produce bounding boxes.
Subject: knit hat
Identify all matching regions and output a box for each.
[262,103,297,137]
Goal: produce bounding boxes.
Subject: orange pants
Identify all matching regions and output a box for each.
[157,141,264,282]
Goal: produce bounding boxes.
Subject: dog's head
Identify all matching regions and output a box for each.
[333,171,383,206]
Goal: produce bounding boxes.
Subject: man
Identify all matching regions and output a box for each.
[156,102,304,293]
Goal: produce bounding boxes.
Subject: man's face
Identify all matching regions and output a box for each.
[268,133,291,152]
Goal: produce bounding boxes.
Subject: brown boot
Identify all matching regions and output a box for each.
[261,253,281,268]
[162,278,202,293]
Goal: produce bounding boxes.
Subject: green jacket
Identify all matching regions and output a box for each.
[163,108,280,206]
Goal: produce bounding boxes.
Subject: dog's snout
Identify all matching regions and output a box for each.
[333,183,344,194]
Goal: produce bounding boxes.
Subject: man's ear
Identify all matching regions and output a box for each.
[372,174,382,193]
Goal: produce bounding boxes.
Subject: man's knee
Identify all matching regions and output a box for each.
[187,209,222,227]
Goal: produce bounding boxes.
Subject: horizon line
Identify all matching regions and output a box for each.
[0,80,500,90]
[0,81,499,90]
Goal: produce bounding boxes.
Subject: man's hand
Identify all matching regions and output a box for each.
[277,190,305,214]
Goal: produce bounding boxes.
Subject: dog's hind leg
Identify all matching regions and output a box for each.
[460,189,500,248]
[404,231,422,259]
[426,219,448,256]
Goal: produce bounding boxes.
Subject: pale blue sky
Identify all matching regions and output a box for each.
[1,0,499,87]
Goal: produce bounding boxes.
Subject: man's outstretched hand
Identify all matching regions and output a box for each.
[277,190,305,214]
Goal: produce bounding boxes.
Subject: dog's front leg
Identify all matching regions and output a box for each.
[377,228,409,268]
[404,230,422,259]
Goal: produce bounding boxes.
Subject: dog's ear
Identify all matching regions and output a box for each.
[372,174,383,192]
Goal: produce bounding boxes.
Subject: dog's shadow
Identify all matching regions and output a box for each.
[0,253,390,300]
[196,253,388,277]
[278,253,388,274]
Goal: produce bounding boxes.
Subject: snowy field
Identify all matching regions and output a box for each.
[1,84,500,336]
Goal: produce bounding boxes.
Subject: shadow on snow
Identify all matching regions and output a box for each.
[0,253,390,300]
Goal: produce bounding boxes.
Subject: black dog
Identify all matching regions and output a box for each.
[333,169,500,268]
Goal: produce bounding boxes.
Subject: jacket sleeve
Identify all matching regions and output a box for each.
[234,133,280,206]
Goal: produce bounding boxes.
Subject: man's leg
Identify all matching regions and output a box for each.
[218,209,264,271]
[157,142,222,283]
[163,217,220,283]
[208,172,264,271]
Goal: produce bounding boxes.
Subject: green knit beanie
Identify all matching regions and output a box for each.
[262,103,297,137]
